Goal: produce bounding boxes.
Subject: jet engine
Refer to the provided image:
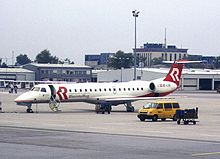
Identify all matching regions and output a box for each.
[149,82,156,92]
[148,80,177,95]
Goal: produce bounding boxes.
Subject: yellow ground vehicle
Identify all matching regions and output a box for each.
[137,101,180,122]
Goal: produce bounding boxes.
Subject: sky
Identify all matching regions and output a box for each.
[1,0,220,65]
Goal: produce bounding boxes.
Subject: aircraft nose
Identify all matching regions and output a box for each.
[14,93,25,103]
[14,92,31,103]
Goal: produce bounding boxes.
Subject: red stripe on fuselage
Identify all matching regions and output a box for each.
[137,90,175,98]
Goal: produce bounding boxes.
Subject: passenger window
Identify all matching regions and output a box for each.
[104,88,106,91]
[40,88,47,92]
[157,103,163,109]
[128,88,130,91]
[95,89,97,92]
[164,103,172,109]
[137,88,139,91]
[124,88,126,91]
[132,88,135,91]
[74,89,77,92]
[141,88,143,91]
[119,88,121,91]
[109,88,111,91]
[80,89,82,92]
[99,88,101,91]
[173,103,180,108]
[69,89,72,92]
[85,89,87,92]
[90,89,92,92]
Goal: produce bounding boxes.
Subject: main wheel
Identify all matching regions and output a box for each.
[177,120,181,125]
[140,117,145,122]
[152,115,158,122]
[26,108,33,113]
[184,121,188,125]
[127,106,135,112]
[107,106,111,114]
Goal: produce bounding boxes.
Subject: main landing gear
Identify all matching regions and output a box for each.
[125,102,135,112]
[95,102,135,114]
[26,106,33,113]
[49,100,60,112]
[95,103,112,114]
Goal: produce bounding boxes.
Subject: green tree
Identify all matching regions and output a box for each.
[108,50,133,69]
[59,58,74,64]
[136,55,146,67]
[214,56,220,69]
[1,62,8,68]
[16,54,32,65]
[151,57,163,65]
[35,49,59,64]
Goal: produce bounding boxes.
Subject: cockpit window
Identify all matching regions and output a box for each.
[31,87,40,92]
[40,88,47,92]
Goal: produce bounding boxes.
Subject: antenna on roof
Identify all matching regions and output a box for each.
[164,28,167,49]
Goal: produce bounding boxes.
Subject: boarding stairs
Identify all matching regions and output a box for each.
[49,96,61,112]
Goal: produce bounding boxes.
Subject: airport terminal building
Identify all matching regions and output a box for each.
[97,68,220,91]
[135,43,188,66]
[0,68,35,81]
[23,63,92,82]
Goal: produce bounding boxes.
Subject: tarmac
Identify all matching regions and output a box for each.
[0,89,220,159]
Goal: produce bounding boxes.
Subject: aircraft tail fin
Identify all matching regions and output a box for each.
[163,60,202,86]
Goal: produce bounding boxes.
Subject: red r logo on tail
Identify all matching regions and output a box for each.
[164,62,183,86]
[170,68,180,81]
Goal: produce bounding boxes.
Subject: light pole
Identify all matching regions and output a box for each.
[132,10,139,80]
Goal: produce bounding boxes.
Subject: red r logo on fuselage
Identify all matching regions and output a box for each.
[57,86,68,100]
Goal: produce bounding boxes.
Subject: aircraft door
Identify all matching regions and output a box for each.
[49,85,56,101]
[39,87,50,101]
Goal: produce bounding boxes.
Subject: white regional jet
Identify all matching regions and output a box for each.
[14,60,198,113]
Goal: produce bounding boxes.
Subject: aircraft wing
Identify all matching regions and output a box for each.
[102,96,174,102]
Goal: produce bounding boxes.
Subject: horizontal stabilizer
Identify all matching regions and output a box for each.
[163,60,203,64]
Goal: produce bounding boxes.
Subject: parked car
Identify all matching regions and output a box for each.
[137,101,181,122]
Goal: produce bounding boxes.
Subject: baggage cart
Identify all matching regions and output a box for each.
[176,107,198,125]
